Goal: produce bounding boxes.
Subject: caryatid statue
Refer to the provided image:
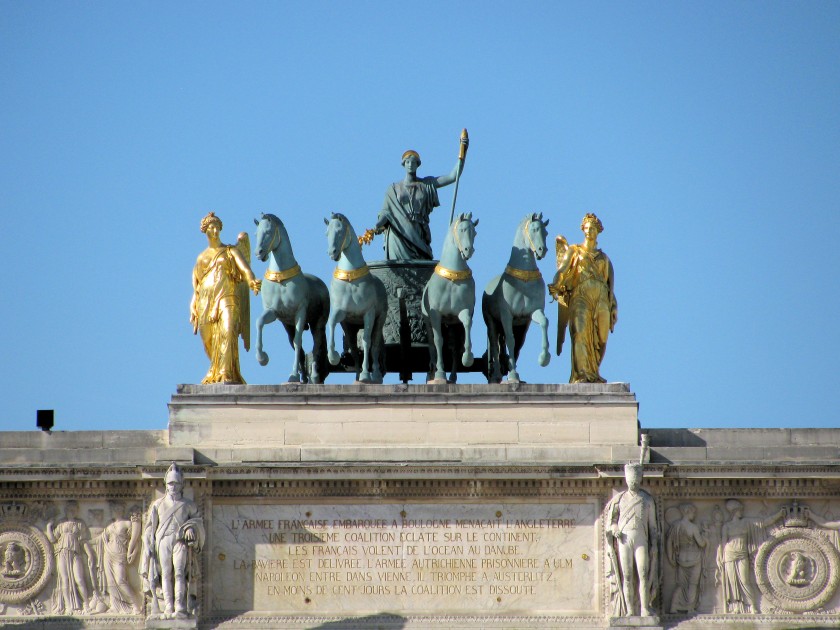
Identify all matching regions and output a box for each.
[190,212,261,384]
[140,463,205,620]
[605,462,660,617]
[371,131,469,260]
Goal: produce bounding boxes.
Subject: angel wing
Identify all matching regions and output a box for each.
[235,232,251,351]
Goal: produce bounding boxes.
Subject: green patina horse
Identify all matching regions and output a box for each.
[421,212,479,383]
[253,213,329,383]
[482,212,551,383]
[324,213,387,383]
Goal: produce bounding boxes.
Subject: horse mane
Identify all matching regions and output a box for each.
[330,211,350,224]
[261,212,283,226]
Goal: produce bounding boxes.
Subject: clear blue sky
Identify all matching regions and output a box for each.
[2,2,838,432]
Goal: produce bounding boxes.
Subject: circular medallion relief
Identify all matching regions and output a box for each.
[0,523,54,604]
[755,528,840,612]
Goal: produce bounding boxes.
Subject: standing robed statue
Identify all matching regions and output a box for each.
[371,131,469,260]
[549,213,617,383]
[190,212,261,384]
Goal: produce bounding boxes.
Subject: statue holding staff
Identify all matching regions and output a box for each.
[369,131,469,260]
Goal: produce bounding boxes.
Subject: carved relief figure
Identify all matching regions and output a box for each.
[605,463,659,617]
[805,509,840,531]
[372,137,468,261]
[700,504,725,613]
[718,499,785,613]
[2,542,26,578]
[98,502,141,614]
[190,212,261,384]
[140,463,205,619]
[549,213,617,383]
[46,501,95,615]
[783,550,815,586]
[666,503,707,613]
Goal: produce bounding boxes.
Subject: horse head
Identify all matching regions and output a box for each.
[452,212,479,261]
[324,212,353,261]
[254,213,283,262]
[523,212,550,260]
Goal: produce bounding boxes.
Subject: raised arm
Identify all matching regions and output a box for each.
[806,508,840,530]
[434,159,464,187]
[760,507,787,528]
[434,135,469,187]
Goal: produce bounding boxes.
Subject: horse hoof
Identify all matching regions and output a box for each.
[428,373,447,385]
[462,351,474,367]
[328,351,340,366]
[358,372,372,383]
[257,352,269,366]
[538,352,550,367]
[286,374,300,384]
[507,372,521,384]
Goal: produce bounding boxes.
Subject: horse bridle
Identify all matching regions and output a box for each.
[523,217,541,255]
[336,217,351,253]
[452,217,472,258]
[265,218,280,253]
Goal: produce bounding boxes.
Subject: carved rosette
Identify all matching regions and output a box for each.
[755,527,840,613]
[0,521,54,604]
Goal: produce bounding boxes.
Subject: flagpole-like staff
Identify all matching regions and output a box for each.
[448,128,469,225]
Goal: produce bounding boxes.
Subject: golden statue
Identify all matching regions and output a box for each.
[548,213,617,383]
[190,212,261,384]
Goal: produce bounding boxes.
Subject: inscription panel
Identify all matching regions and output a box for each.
[211,502,597,614]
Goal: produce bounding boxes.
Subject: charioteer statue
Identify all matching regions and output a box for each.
[369,131,469,261]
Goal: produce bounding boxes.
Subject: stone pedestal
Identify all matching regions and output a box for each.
[168,382,640,464]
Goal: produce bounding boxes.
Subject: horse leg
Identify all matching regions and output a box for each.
[311,319,327,384]
[255,310,277,366]
[356,310,373,383]
[288,307,308,383]
[458,308,474,367]
[485,315,501,384]
[532,308,551,367]
[429,309,446,383]
[500,310,519,383]
[371,311,385,384]
[327,309,344,366]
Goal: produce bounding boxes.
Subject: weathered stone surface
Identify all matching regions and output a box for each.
[167,384,640,464]
[210,502,596,615]
[2,386,840,628]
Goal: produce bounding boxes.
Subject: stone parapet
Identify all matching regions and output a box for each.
[168,383,640,464]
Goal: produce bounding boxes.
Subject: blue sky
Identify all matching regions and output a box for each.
[2,2,838,432]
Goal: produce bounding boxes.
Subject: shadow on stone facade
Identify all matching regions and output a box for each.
[1,619,85,629]
[312,613,407,629]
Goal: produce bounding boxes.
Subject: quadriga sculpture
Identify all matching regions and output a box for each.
[482,213,551,383]
[253,213,330,384]
[324,213,387,383]
[421,212,479,383]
